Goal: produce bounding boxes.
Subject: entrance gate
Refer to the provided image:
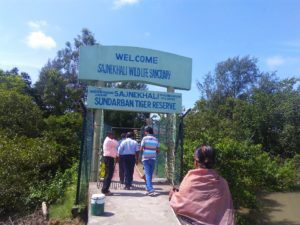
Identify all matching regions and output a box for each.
[75,45,192,205]
[75,108,185,205]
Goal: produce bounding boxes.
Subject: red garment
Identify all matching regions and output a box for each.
[170,169,235,225]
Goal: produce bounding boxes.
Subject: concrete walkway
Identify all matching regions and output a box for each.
[88,163,180,225]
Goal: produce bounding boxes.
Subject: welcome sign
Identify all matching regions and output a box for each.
[79,45,192,90]
[86,86,182,113]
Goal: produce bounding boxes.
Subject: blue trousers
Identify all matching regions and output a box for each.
[143,159,155,192]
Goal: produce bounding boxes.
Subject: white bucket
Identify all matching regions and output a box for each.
[91,193,105,216]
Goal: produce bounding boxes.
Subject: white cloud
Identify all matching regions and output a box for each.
[113,0,140,9]
[26,31,56,50]
[266,56,285,69]
[28,20,48,30]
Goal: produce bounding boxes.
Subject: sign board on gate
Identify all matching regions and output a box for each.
[79,45,192,90]
[86,86,182,113]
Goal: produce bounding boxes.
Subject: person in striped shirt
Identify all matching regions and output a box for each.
[140,126,160,196]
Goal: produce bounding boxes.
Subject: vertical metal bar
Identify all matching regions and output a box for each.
[180,117,184,181]
[75,100,87,205]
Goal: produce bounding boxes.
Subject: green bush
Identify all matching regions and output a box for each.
[28,163,78,205]
[0,90,43,137]
[0,132,65,216]
[184,138,299,210]
[42,112,82,169]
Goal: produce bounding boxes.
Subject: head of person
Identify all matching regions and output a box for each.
[107,131,113,138]
[144,126,153,135]
[126,132,134,139]
[196,145,215,169]
[121,133,126,139]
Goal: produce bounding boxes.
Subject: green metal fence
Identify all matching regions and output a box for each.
[75,106,94,205]
[152,114,184,185]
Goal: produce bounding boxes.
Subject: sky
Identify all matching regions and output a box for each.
[1,0,300,109]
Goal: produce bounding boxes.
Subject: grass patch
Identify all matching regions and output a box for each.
[49,184,76,219]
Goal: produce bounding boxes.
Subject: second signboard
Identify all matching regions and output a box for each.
[87,86,182,114]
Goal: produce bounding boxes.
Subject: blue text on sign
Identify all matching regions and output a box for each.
[115,53,158,64]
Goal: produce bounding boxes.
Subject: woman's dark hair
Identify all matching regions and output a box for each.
[197,145,215,169]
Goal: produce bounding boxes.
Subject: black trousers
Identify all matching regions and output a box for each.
[101,156,115,193]
[119,157,124,184]
[120,154,136,188]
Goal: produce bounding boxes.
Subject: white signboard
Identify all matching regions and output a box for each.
[79,45,192,90]
[86,86,182,113]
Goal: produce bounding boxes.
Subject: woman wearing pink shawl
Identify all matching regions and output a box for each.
[170,146,235,225]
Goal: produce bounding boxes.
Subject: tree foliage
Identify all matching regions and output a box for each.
[0,133,61,215]
[33,29,97,115]
[0,69,82,217]
[197,56,261,101]
[34,69,75,116]
[0,70,43,137]
[0,28,150,218]
[185,56,300,224]
[194,56,300,156]
[0,69,27,93]
[0,90,43,137]
[42,112,83,169]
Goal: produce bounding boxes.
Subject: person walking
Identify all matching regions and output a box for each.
[101,131,119,196]
[140,126,160,196]
[118,133,126,184]
[118,132,140,190]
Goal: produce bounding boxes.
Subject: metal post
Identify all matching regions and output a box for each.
[75,100,87,204]
[90,81,104,182]
[166,87,177,184]
[180,108,191,181]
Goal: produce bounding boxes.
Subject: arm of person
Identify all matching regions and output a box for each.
[113,139,119,159]
[140,139,144,152]
[156,141,160,153]
[169,185,179,200]
[169,172,190,202]
[135,151,140,165]
[117,140,123,155]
